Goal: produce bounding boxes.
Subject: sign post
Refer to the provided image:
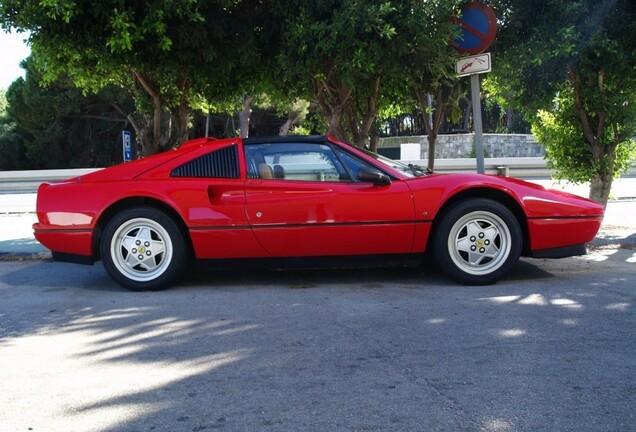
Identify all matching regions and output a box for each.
[122,131,132,163]
[453,1,498,174]
[470,74,485,174]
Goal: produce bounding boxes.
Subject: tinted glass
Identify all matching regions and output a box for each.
[245,142,349,182]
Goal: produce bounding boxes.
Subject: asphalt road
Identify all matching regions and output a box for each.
[1,249,634,432]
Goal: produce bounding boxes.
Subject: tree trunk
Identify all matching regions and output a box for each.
[279,111,302,135]
[369,131,379,153]
[313,78,351,142]
[171,102,191,147]
[415,88,449,172]
[568,69,618,208]
[170,78,192,147]
[589,172,613,207]
[132,69,163,155]
[238,95,254,138]
[463,96,472,131]
[279,117,293,136]
[348,76,381,147]
[506,107,514,130]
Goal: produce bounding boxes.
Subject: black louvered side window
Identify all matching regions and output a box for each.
[171,145,240,178]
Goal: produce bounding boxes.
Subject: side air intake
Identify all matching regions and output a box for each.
[171,145,240,178]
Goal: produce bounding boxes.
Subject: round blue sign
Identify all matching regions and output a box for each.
[453,1,498,55]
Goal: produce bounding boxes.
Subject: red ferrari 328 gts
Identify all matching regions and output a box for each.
[33,135,604,290]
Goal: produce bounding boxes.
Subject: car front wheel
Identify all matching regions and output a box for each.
[101,207,187,291]
[432,199,522,285]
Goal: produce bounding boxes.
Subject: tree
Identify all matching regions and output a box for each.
[273,0,395,146]
[395,0,461,170]
[274,0,461,150]
[488,0,636,206]
[0,89,7,116]
[278,99,311,136]
[1,58,134,169]
[532,86,636,197]
[0,88,27,170]
[0,0,250,155]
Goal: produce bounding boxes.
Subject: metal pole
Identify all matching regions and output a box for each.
[470,73,485,174]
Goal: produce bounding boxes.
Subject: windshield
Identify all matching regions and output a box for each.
[361,149,429,178]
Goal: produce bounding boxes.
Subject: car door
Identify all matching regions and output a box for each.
[243,140,416,257]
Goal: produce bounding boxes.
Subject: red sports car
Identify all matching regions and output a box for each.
[33,135,604,290]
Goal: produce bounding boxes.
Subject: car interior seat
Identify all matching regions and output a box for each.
[273,164,285,179]
[258,163,273,179]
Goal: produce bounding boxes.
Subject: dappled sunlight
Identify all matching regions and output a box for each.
[604,302,631,312]
[0,304,257,432]
[581,248,620,262]
[517,293,549,306]
[212,323,261,335]
[495,328,527,338]
[550,298,583,309]
[74,308,148,325]
[65,308,262,362]
[588,276,631,288]
[1,256,633,431]
[480,418,515,431]
[479,295,521,304]
[627,252,636,264]
[478,293,582,309]
[558,318,580,326]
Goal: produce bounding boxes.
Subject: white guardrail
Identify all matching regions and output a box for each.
[0,158,634,194]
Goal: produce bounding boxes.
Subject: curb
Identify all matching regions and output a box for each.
[589,239,636,249]
[0,251,52,262]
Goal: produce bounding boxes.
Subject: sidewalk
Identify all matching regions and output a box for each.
[1,185,635,260]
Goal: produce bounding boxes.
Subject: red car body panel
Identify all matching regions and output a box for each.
[33,136,604,265]
[244,179,416,256]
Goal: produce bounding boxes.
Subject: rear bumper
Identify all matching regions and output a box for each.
[33,226,95,262]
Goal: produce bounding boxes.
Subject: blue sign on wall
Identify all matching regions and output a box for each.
[122,131,133,163]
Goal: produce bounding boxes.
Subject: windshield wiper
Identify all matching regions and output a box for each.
[407,163,431,176]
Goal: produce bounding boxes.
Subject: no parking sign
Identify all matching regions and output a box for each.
[453,1,498,55]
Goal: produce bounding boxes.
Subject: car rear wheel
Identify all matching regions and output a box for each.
[101,207,187,291]
[432,199,522,285]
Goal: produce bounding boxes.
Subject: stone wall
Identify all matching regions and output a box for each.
[379,134,546,159]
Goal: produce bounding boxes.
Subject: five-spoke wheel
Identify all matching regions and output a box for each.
[432,199,522,285]
[101,207,188,291]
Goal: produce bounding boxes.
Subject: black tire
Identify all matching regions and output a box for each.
[432,198,522,285]
[101,207,188,291]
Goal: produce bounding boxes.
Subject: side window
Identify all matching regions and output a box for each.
[334,147,376,180]
[245,142,350,182]
[171,145,240,178]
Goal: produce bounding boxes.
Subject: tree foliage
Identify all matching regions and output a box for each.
[2,0,462,157]
[274,0,459,148]
[5,0,634,207]
[0,89,7,116]
[532,86,636,190]
[488,0,636,205]
[0,59,134,169]
[0,0,254,154]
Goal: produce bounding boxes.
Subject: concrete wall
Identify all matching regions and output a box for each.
[379,134,546,159]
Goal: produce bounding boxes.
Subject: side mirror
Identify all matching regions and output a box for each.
[357,167,391,186]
